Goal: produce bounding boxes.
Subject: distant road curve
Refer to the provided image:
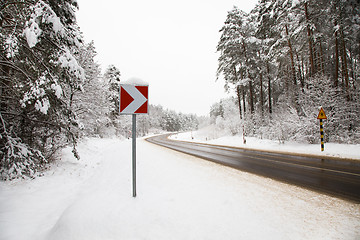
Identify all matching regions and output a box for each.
[146,134,360,202]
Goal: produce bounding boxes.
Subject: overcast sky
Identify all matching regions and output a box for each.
[76,0,258,116]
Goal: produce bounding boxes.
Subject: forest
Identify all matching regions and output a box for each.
[215,0,359,145]
[0,0,359,180]
[0,0,198,180]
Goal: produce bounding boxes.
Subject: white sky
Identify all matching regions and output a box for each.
[76,0,258,116]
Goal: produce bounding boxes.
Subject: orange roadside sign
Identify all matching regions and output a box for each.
[317,107,327,119]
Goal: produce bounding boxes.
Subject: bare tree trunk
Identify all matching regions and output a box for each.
[304,2,315,77]
[242,39,254,114]
[349,51,357,90]
[266,62,272,114]
[340,30,350,95]
[236,85,242,119]
[285,24,297,85]
[260,72,264,116]
[242,85,246,114]
[249,80,254,113]
[334,22,340,87]
[233,65,242,119]
[296,53,305,89]
[301,55,306,87]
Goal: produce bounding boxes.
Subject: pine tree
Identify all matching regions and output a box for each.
[73,41,111,137]
[216,0,360,144]
[103,65,121,118]
[217,7,253,117]
[1,0,85,179]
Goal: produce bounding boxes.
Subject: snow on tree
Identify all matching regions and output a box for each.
[216,0,360,144]
[103,65,121,118]
[0,0,85,179]
[73,41,111,137]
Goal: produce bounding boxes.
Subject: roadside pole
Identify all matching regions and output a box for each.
[242,124,246,144]
[132,114,136,197]
[319,119,324,151]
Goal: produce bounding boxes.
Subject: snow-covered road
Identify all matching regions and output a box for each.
[0,137,359,240]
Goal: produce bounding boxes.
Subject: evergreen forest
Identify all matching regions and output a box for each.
[1,0,359,180]
[216,0,359,145]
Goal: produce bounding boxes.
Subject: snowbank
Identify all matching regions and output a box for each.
[0,137,359,240]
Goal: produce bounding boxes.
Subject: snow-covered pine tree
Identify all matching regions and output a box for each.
[217,7,252,118]
[1,0,85,179]
[215,0,360,144]
[73,41,111,137]
[103,65,121,118]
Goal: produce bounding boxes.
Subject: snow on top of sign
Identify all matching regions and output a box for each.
[122,77,148,86]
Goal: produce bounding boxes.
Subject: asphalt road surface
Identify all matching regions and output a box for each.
[146,134,360,202]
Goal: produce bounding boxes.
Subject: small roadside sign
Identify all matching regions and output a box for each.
[317,107,327,120]
[317,107,327,152]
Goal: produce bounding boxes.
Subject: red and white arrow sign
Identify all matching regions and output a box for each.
[120,84,148,114]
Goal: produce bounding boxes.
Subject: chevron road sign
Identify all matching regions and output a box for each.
[120,84,148,114]
[119,82,148,198]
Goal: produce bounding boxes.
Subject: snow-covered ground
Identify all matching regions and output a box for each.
[0,136,359,240]
[170,126,360,160]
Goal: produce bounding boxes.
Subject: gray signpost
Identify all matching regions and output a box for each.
[119,81,149,197]
[132,114,137,197]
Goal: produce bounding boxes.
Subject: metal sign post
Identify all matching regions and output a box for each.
[132,114,136,197]
[319,119,324,151]
[119,80,148,198]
